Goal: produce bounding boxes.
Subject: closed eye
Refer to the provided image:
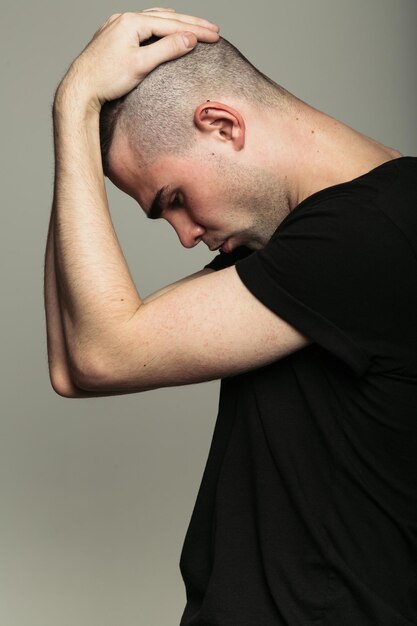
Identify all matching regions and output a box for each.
[170,191,184,209]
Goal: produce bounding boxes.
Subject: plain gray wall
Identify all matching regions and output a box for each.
[1,1,416,625]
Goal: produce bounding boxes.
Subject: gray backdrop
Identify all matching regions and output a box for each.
[1,1,416,624]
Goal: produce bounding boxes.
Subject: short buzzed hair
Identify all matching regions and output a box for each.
[100,36,292,175]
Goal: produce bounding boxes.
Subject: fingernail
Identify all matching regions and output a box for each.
[182,32,196,48]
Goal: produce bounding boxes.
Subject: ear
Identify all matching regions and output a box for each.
[194,101,245,150]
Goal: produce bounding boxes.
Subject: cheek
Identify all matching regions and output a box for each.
[193,206,223,229]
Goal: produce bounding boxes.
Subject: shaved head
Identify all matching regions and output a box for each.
[100,36,293,175]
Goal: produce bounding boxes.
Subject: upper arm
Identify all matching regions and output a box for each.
[80,265,310,392]
[142,267,214,303]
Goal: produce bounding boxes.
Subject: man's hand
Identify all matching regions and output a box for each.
[55,7,220,113]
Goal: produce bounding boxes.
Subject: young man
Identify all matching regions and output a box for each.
[45,8,417,625]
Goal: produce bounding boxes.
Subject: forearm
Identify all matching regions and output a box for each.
[46,214,145,398]
[52,88,143,383]
[45,210,116,398]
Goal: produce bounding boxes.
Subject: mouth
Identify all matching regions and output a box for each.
[207,240,224,252]
[220,238,232,253]
[208,239,226,252]
[206,238,233,253]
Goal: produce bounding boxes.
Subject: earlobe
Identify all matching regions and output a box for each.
[194,101,245,150]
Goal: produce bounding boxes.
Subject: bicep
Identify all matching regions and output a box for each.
[85,266,310,392]
[142,268,214,303]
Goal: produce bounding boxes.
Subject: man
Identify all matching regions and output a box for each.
[45,7,417,625]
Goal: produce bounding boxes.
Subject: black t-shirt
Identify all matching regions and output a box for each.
[179,157,417,626]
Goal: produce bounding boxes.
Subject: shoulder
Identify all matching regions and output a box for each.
[269,156,417,246]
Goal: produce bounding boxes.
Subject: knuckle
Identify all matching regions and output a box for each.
[170,35,184,54]
[104,13,122,26]
[119,11,134,22]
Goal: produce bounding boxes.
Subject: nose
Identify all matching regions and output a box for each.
[167,212,206,249]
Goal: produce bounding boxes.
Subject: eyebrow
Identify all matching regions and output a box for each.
[147,186,169,220]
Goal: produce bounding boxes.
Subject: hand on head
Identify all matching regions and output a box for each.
[55,7,220,113]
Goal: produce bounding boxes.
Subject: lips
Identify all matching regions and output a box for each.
[206,238,233,253]
[207,240,224,251]
[220,239,231,253]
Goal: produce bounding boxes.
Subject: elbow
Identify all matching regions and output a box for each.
[68,345,127,393]
[68,348,108,392]
[68,341,151,394]
[49,366,84,399]
[48,348,100,398]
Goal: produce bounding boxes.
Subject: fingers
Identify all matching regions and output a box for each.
[136,30,199,75]
[142,7,176,12]
[135,13,220,43]
[140,9,219,32]
[67,8,220,107]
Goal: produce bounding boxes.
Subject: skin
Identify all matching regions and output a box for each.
[107,98,296,252]
[108,95,401,255]
[108,137,291,253]
[45,7,401,398]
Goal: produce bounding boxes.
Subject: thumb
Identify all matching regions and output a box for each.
[180,31,198,49]
[138,31,197,75]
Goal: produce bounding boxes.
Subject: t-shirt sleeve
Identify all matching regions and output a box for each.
[235,193,417,378]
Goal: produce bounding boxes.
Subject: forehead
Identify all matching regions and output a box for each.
[107,130,204,210]
[107,131,147,198]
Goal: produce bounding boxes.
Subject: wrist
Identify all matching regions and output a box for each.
[53,73,101,121]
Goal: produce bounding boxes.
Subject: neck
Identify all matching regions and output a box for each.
[259,97,403,211]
